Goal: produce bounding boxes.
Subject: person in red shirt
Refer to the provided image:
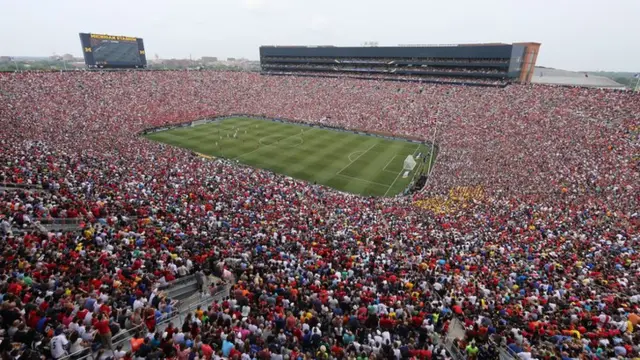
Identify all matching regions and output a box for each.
[26,310,41,329]
[331,343,344,358]
[7,279,22,296]
[77,308,89,323]
[94,314,113,350]
[380,315,395,329]
[199,342,214,359]
[99,301,111,316]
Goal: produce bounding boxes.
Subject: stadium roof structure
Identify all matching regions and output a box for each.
[531,67,626,89]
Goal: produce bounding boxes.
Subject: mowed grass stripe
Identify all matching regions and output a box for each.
[342,142,397,194]
[205,120,292,158]
[184,119,261,144]
[145,118,433,197]
[321,138,386,195]
[365,142,409,186]
[237,126,308,161]
[384,144,422,196]
[249,130,337,170]
[284,132,369,183]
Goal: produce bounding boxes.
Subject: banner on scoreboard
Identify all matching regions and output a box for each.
[79,32,147,68]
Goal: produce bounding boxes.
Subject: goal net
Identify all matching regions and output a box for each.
[191,119,208,127]
[403,155,417,171]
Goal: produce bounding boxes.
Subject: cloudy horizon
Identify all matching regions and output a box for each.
[1,0,638,72]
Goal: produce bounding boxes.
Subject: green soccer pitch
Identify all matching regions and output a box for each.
[145,117,435,197]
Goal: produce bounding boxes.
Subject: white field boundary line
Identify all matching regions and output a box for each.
[233,128,314,160]
[420,147,440,194]
[382,154,400,173]
[335,173,391,188]
[336,143,377,176]
[214,120,265,139]
[348,151,364,162]
[186,120,257,142]
[384,144,420,197]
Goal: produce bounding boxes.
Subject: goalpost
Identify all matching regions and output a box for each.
[191,119,208,127]
[403,155,417,171]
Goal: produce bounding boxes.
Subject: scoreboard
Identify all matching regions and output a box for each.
[79,33,147,68]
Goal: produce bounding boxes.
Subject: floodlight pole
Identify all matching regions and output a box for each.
[635,77,640,93]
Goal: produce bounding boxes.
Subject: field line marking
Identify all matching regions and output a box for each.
[336,142,377,176]
[383,144,420,197]
[348,151,364,162]
[335,173,390,187]
[382,154,400,173]
[233,128,313,160]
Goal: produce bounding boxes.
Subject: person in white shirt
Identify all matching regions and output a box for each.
[68,331,88,356]
[50,328,69,359]
[177,264,188,277]
[93,299,103,314]
[83,311,94,326]
[133,296,145,311]
[173,331,185,344]
[168,262,178,275]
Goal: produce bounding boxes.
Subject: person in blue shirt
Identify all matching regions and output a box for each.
[302,329,312,351]
[84,297,96,311]
[222,336,235,357]
[150,333,161,348]
[163,300,174,315]
[36,314,49,334]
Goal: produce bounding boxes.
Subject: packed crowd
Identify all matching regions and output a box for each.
[0,70,639,360]
[263,71,508,86]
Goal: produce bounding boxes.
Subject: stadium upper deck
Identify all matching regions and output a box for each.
[260,43,541,84]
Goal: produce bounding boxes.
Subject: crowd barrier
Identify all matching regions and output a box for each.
[158,274,203,302]
[60,281,233,360]
[0,182,43,190]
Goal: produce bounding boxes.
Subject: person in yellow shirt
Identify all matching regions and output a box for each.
[195,305,204,320]
[405,282,414,290]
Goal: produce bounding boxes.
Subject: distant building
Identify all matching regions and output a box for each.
[0,56,11,63]
[62,54,75,61]
[162,59,191,67]
[201,57,218,63]
[227,57,236,62]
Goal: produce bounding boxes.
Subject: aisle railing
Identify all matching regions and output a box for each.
[60,282,233,360]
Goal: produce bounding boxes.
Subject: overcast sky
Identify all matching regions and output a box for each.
[1,0,638,72]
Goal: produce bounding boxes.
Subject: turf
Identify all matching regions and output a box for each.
[145,117,434,197]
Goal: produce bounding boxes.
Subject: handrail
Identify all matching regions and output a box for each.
[0,182,43,190]
[157,273,197,290]
[63,281,233,360]
[34,217,84,225]
[60,323,147,360]
[182,283,232,314]
[428,278,519,360]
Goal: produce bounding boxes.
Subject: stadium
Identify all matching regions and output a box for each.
[0,34,639,360]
